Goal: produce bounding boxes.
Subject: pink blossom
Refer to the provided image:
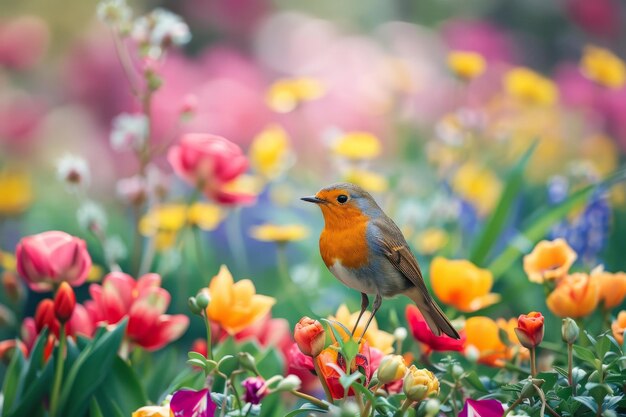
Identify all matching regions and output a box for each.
[0,16,49,70]
[566,0,620,38]
[16,231,92,292]
[441,19,515,63]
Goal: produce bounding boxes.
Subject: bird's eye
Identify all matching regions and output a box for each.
[337,194,349,204]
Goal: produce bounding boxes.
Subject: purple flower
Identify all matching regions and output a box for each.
[242,376,268,405]
[459,399,504,417]
[170,388,216,417]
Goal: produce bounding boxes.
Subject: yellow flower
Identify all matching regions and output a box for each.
[266,77,325,113]
[249,124,293,179]
[139,203,225,250]
[593,269,626,310]
[504,67,558,105]
[451,162,502,216]
[523,238,577,284]
[430,257,500,312]
[207,265,276,334]
[87,264,104,282]
[0,251,16,271]
[249,224,309,243]
[332,132,382,160]
[132,405,170,417]
[465,316,509,367]
[447,51,486,80]
[343,169,388,193]
[581,134,619,176]
[403,365,439,401]
[611,310,626,345]
[414,228,448,255]
[546,273,600,318]
[329,304,395,354]
[0,169,33,216]
[376,354,408,384]
[222,174,264,198]
[580,45,626,89]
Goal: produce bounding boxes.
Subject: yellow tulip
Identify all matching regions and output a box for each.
[523,238,577,284]
[206,265,276,334]
[580,45,626,89]
[451,162,502,216]
[403,365,439,401]
[329,304,395,354]
[447,51,486,80]
[0,169,33,216]
[249,224,309,244]
[332,132,381,160]
[266,77,325,113]
[504,67,558,105]
[430,257,500,312]
[376,354,408,384]
[546,273,600,318]
[249,124,293,179]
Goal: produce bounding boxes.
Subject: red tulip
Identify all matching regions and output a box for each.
[294,316,325,357]
[34,299,58,335]
[167,133,254,204]
[406,305,465,353]
[54,282,76,322]
[86,272,189,350]
[514,311,545,349]
[16,231,92,292]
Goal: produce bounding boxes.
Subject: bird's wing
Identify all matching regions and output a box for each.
[370,216,434,303]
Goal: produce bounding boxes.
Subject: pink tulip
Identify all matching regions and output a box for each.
[167,133,255,204]
[86,272,189,351]
[16,231,92,292]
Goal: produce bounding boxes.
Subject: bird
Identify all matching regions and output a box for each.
[301,182,460,340]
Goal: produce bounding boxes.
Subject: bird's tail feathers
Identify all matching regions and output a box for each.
[407,289,460,339]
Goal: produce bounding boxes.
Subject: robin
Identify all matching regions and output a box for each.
[302,182,460,339]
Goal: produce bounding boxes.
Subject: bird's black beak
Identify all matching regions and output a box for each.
[301,195,326,204]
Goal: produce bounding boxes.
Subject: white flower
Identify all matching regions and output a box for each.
[132,8,191,57]
[393,327,408,342]
[110,113,148,152]
[77,200,107,231]
[104,235,127,262]
[56,154,91,189]
[96,0,132,26]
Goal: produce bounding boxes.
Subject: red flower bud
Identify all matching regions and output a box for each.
[34,299,59,336]
[514,311,544,349]
[294,316,325,357]
[54,282,76,323]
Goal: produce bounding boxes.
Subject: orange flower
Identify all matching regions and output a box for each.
[315,341,371,399]
[515,312,544,349]
[465,316,509,366]
[611,311,626,345]
[523,238,577,283]
[294,316,326,357]
[595,270,626,310]
[206,265,276,334]
[329,304,394,354]
[546,273,600,318]
[430,257,500,312]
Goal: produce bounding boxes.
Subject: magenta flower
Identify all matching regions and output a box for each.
[167,133,255,205]
[170,388,216,417]
[242,376,268,405]
[86,272,189,350]
[459,399,505,417]
[16,231,92,292]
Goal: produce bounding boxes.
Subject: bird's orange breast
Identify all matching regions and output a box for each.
[319,206,370,269]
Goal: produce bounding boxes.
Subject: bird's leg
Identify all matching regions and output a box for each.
[358,294,382,344]
[351,293,369,337]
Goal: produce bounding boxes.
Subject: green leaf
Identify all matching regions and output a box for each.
[187,351,207,362]
[1,346,25,417]
[470,141,537,266]
[94,356,148,417]
[283,404,328,417]
[573,395,598,413]
[6,356,54,417]
[339,371,363,390]
[595,336,611,359]
[351,381,376,404]
[22,329,49,384]
[573,345,597,365]
[535,371,558,391]
[157,367,204,403]
[89,398,104,417]
[342,339,359,366]
[463,371,488,393]
[56,320,127,417]
[186,358,207,370]
[488,168,626,279]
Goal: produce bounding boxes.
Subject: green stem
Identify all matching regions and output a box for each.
[290,390,329,410]
[193,226,207,279]
[502,397,524,417]
[49,325,67,417]
[203,312,213,361]
[225,208,248,275]
[530,347,537,377]
[567,343,575,395]
[313,359,334,405]
[400,398,415,416]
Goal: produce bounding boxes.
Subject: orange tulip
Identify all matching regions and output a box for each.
[329,304,394,354]
[546,273,600,318]
[465,317,510,366]
[206,265,276,334]
[430,257,500,312]
[595,270,626,310]
[611,311,626,345]
[515,312,544,349]
[294,317,325,357]
[523,238,576,283]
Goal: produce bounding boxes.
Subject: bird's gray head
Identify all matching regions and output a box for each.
[300,182,383,217]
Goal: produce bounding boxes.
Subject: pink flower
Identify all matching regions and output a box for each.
[86,272,189,350]
[167,133,255,204]
[170,388,216,417]
[242,376,268,405]
[441,19,515,63]
[459,399,505,417]
[16,231,92,292]
[0,16,49,70]
[566,0,620,38]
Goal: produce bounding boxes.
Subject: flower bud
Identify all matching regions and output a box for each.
[275,374,302,392]
[394,327,408,342]
[187,297,202,315]
[561,318,579,344]
[425,399,441,417]
[294,316,325,357]
[195,290,210,310]
[340,401,360,417]
[54,282,76,323]
[514,311,544,349]
[403,365,439,402]
[376,354,407,384]
[238,352,260,375]
[242,376,268,405]
[34,299,59,335]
